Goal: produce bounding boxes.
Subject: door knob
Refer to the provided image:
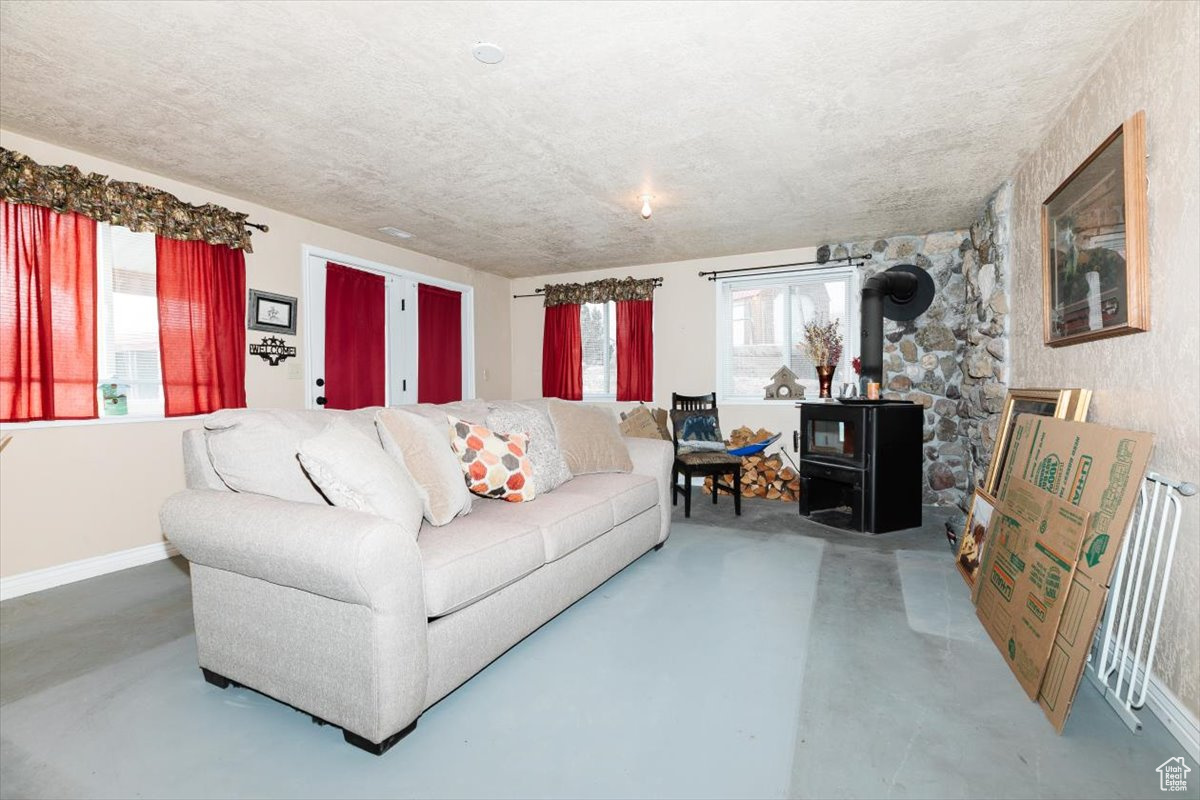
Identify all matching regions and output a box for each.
[315,378,325,387]
[316,396,327,406]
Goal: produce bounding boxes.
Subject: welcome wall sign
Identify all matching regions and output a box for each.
[249,335,297,366]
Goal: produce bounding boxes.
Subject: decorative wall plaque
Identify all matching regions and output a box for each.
[249,335,297,366]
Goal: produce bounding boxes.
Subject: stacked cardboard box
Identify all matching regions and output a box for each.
[974,415,1153,731]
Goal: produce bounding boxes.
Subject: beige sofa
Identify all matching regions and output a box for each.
[160,403,673,754]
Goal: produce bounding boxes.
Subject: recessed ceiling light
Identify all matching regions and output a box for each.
[378,226,413,239]
[472,42,504,64]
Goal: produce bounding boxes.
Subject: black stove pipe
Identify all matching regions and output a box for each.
[860,270,919,386]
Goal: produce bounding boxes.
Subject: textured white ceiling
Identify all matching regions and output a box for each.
[0,1,1146,277]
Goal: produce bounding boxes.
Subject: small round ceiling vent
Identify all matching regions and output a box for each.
[472,43,504,64]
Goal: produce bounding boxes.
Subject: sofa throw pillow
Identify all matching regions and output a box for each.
[619,405,671,441]
[671,409,727,454]
[297,418,423,535]
[546,399,633,475]
[485,401,572,493]
[448,416,536,502]
[205,408,337,504]
[376,408,472,526]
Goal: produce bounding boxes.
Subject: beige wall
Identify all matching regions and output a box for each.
[0,129,513,577]
[1007,1,1199,715]
[510,246,827,444]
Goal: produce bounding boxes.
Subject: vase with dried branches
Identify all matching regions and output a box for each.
[800,318,843,398]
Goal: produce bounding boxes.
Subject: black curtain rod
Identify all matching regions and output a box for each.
[513,277,663,299]
[704,262,869,282]
[245,221,270,232]
[698,253,870,281]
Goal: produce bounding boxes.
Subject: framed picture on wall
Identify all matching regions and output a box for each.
[982,388,1092,495]
[1041,110,1149,347]
[248,289,298,336]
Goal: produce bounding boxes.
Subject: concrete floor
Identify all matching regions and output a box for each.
[1,498,1194,799]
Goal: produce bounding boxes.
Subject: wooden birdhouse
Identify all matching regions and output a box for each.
[763,366,805,400]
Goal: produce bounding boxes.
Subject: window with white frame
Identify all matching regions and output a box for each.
[581,301,616,398]
[97,223,165,417]
[716,267,858,401]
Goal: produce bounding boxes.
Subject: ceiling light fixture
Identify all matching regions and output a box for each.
[639,194,653,220]
[472,42,505,64]
[378,226,413,239]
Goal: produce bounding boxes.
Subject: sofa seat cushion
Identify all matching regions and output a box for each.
[419,514,545,618]
[466,484,615,563]
[559,473,658,526]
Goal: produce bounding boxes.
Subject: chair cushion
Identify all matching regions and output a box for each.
[671,408,725,454]
[562,473,658,526]
[418,513,545,618]
[677,451,742,467]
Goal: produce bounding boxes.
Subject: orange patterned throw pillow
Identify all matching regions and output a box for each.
[448,416,537,502]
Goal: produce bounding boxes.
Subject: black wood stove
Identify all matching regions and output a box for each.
[797,400,923,533]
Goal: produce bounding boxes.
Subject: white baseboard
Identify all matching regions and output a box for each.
[1092,647,1200,761]
[0,540,179,602]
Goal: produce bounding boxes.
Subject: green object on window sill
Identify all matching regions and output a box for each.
[100,382,129,416]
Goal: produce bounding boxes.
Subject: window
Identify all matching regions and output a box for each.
[716,267,858,401]
[97,224,164,416]
[581,301,616,398]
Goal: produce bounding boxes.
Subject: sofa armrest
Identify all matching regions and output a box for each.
[160,489,423,611]
[623,437,674,542]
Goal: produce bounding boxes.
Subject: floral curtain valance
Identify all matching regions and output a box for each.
[0,147,255,252]
[543,276,658,307]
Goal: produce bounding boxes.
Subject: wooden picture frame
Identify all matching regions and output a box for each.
[247,289,298,336]
[1041,110,1149,347]
[956,488,997,590]
[982,388,1092,495]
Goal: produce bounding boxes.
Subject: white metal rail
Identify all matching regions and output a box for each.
[1087,471,1196,734]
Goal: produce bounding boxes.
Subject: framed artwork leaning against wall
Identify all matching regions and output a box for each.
[1042,110,1149,347]
[982,388,1092,495]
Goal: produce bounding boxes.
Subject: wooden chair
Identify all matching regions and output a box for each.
[670,392,742,518]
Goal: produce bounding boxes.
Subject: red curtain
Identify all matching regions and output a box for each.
[324,262,385,410]
[155,237,247,416]
[616,299,653,401]
[0,201,98,422]
[418,283,462,404]
[541,303,582,401]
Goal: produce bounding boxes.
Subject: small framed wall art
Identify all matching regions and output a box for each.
[1041,110,1149,347]
[247,289,298,336]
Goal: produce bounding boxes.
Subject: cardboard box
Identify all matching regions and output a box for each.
[991,415,1153,731]
[976,477,1090,699]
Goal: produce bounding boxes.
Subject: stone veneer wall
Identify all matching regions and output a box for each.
[822,185,1011,509]
[959,182,1012,507]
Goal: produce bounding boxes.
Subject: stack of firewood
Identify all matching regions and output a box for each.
[702,427,802,502]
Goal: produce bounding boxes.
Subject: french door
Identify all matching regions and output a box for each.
[301,247,474,410]
[304,253,415,409]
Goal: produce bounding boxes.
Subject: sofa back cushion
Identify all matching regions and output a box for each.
[297,418,423,533]
[204,408,379,503]
[404,399,489,425]
[485,401,572,494]
[546,399,632,475]
[376,408,472,526]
